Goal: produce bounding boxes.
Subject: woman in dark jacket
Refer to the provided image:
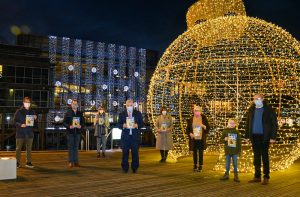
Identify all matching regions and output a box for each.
[186,106,210,172]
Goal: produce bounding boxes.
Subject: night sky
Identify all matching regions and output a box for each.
[0,0,300,54]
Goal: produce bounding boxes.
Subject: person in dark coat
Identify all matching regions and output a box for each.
[63,99,85,168]
[186,106,210,172]
[245,93,278,185]
[118,99,144,173]
[14,97,37,168]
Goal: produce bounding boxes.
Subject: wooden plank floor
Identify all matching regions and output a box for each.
[0,148,299,197]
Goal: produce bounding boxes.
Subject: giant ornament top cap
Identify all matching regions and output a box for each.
[186,0,246,29]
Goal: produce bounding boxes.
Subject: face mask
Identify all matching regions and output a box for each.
[127,106,133,112]
[254,99,263,108]
[99,110,104,114]
[162,111,167,116]
[228,123,236,128]
[194,111,201,117]
[72,104,78,110]
[24,103,31,109]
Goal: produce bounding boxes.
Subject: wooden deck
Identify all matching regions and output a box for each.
[0,148,299,197]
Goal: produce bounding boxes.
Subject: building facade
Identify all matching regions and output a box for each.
[0,43,54,150]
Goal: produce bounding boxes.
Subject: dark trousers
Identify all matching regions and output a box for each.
[193,140,204,166]
[16,138,33,163]
[67,134,81,163]
[160,150,169,160]
[252,135,270,179]
[121,136,139,171]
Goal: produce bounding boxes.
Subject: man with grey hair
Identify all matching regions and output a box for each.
[245,93,278,185]
[118,99,144,173]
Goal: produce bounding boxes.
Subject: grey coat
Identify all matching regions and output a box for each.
[94,113,110,137]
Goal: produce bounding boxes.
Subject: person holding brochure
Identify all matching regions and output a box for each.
[155,107,173,162]
[186,106,210,172]
[118,99,144,173]
[63,99,85,168]
[13,97,37,168]
[94,106,110,158]
[220,118,241,182]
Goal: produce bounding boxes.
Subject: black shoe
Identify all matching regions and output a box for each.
[102,153,105,158]
[132,169,137,173]
[220,173,229,180]
[123,169,128,173]
[197,165,202,172]
[25,162,34,168]
[261,177,269,185]
[193,165,197,172]
[159,159,164,163]
[97,153,100,158]
[17,162,20,168]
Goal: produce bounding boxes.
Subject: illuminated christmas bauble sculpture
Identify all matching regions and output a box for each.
[147,0,300,172]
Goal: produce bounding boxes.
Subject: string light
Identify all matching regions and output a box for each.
[147,0,300,172]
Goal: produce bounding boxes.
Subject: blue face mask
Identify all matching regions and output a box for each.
[127,106,133,112]
[254,99,263,108]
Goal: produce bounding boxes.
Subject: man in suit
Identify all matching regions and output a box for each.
[118,99,144,173]
[245,93,278,185]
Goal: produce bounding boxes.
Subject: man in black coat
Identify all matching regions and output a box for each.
[14,97,37,168]
[245,94,278,185]
[63,99,85,168]
[118,99,144,173]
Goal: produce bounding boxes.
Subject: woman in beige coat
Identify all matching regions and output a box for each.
[156,107,173,162]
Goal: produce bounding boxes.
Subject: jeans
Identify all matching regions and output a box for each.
[193,140,204,166]
[96,135,106,153]
[16,138,33,163]
[67,134,81,163]
[252,135,270,179]
[225,154,238,174]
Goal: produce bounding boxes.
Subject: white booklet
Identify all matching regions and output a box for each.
[228,133,237,148]
[126,117,135,129]
[26,115,34,127]
[193,126,202,140]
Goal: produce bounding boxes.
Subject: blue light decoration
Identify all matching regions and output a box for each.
[84,40,94,110]
[128,47,137,100]
[95,42,105,109]
[72,39,82,102]
[61,37,70,106]
[118,45,126,111]
[46,35,147,128]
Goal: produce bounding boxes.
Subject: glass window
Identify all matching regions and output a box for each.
[40,101,47,108]
[25,68,32,78]
[15,100,22,107]
[42,69,48,79]
[6,66,15,77]
[15,90,23,100]
[32,91,40,101]
[16,67,24,77]
[41,91,48,101]
[24,90,32,98]
[33,78,41,84]
[33,68,41,78]
[16,77,24,83]
[24,77,32,84]
[6,76,15,83]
